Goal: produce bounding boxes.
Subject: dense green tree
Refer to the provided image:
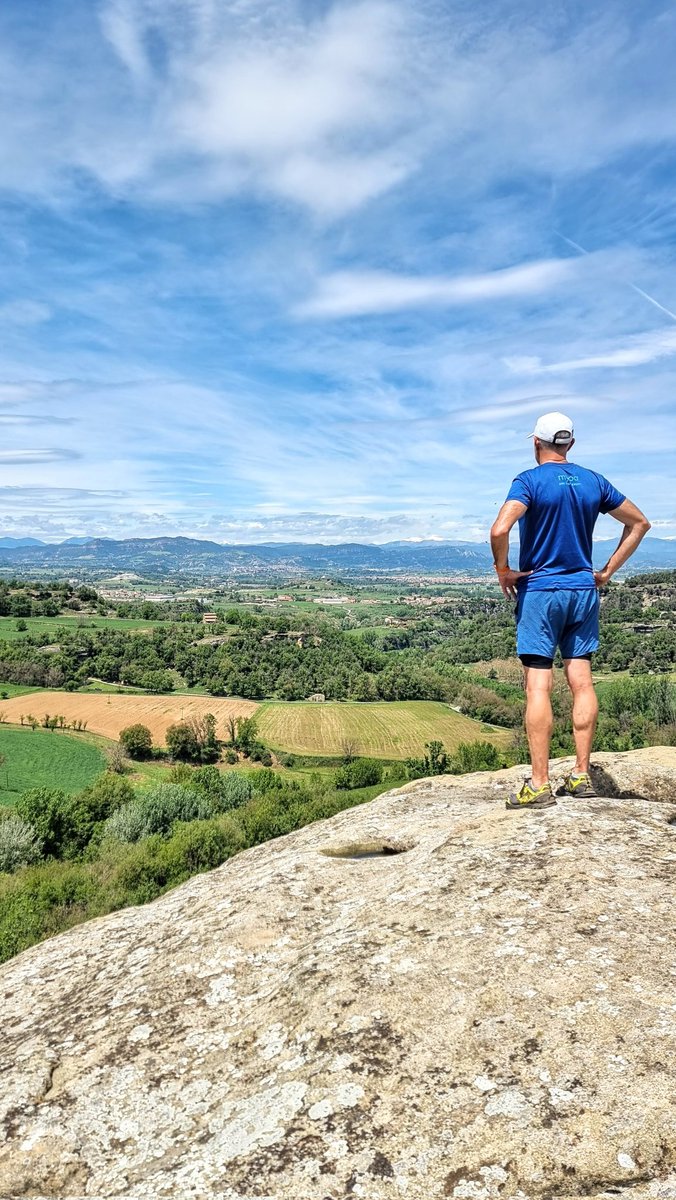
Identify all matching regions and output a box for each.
[165,722,201,762]
[120,724,153,760]
[15,788,72,858]
[334,758,383,790]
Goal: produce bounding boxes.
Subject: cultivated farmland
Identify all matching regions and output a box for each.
[257,700,511,759]
[0,728,105,804]
[0,694,259,745]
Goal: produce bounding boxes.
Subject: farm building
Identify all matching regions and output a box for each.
[202,613,218,625]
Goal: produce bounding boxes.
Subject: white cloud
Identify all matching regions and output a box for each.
[505,328,676,375]
[0,413,73,426]
[91,0,418,215]
[3,0,674,219]
[0,449,80,464]
[296,259,577,318]
[175,4,401,156]
[99,0,154,84]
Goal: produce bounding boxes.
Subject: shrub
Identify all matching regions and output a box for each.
[158,817,246,879]
[119,724,153,760]
[250,768,285,793]
[0,811,42,873]
[104,783,211,843]
[166,765,253,812]
[0,860,105,962]
[0,873,48,959]
[448,740,504,774]
[218,771,254,811]
[190,765,224,799]
[240,792,303,845]
[238,775,323,845]
[386,761,407,783]
[109,815,246,903]
[144,782,211,827]
[106,743,131,774]
[334,758,384,790]
[64,774,136,855]
[168,763,196,787]
[104,800,151,845]
[15,788,72,858]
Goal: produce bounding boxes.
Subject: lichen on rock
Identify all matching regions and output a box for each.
[1,748,675,1199]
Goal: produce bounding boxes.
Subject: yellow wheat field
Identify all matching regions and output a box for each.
[256,700,511,759]
[0,693,259,745]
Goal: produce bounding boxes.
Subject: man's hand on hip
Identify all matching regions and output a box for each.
[593,567,612,588]
[497,569,531,601]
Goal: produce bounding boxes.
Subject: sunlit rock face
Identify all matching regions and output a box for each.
[1,748,675,1200]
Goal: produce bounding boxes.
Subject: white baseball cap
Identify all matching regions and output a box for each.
[527,411,574,444]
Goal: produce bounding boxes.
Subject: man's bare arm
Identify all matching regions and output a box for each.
[595,499,651,586]
[490,500,530,600]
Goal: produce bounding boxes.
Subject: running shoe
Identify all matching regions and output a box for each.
[505,780,557,810]
[563,771,597,798]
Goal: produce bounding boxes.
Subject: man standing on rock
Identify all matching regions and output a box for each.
[490,411,650,809]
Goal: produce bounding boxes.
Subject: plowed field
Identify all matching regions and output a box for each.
[257,700,511,759]
[0,693,259,745]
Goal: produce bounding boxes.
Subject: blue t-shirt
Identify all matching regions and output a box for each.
[506,461,625,591]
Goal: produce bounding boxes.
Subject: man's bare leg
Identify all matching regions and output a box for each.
[563,657,598,774]
[523,666,554,788]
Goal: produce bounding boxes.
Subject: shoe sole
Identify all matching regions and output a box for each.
[505,797,557,810]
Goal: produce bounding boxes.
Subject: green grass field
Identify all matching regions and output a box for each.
[0,683,40,699]
[0,616,166,642]
[256,699,511,760]
[0,727,106,804]
[77,681,146,694]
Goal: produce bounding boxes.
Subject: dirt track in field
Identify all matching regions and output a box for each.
[0,693,259,745]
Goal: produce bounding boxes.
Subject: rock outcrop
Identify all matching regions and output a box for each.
[1,748,676,1200]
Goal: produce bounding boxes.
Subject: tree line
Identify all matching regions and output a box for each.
[0,574,674,708]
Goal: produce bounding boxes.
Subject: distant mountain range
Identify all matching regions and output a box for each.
[0,537,46,548]
[0,535,674,578]
[0,536,96,548]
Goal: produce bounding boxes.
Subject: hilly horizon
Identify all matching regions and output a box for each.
[1,533,675,577]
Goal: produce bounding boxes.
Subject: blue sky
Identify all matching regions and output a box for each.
[1,0,675,544]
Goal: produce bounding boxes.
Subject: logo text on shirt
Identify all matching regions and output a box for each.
[558,474,579,486]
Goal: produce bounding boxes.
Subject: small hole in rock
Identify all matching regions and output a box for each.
[320,841,413,860]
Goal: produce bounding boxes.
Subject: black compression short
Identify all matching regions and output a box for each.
[519,652,593,669]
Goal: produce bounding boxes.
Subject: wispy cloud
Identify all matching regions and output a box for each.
[296,259,577,318]
[0,449,80,464]
[505,329,676,375]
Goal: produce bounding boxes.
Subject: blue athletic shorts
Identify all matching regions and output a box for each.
[516,588,599,662]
